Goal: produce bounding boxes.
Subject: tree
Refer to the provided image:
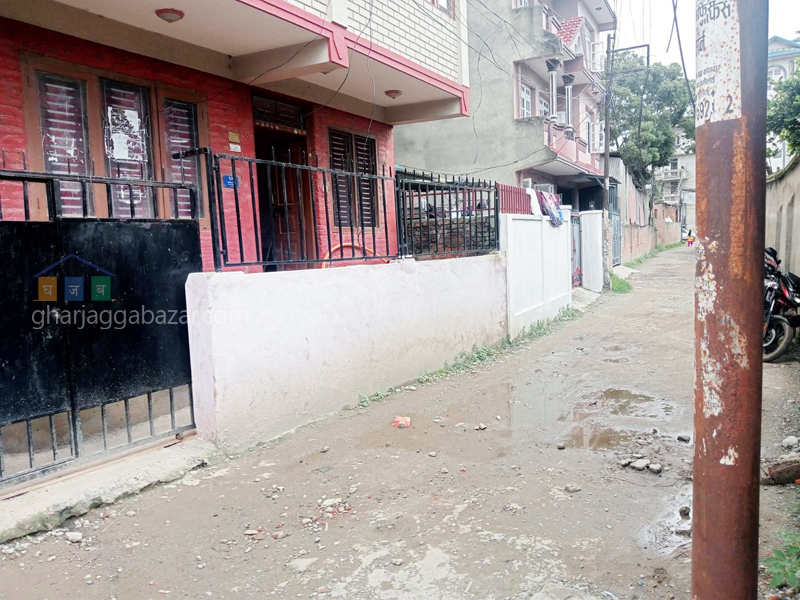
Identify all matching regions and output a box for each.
[768,63,800,157]
[605,52,695,186]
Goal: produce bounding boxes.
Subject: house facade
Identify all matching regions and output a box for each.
[394,0,615,209]
[0,0,471,270]
[654,137,696,235]
[767,34,800,173]
[0,0,473,485]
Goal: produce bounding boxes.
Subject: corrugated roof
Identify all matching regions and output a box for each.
[769,48,800,58]
[557,17,584,45]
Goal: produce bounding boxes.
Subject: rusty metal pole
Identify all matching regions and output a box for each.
[692,1,768,598]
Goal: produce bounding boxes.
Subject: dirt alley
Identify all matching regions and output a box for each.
[2,246,799,600]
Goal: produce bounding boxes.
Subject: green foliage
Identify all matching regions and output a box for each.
[764,531,800,589]
[623,242,683,268]
[350,308,580,410]
[605,52,695,186]
[609,271,632,293]
[768,62,800,156]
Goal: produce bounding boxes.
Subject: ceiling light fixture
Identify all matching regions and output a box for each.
[155,8,185,23]
[384,89,403,100]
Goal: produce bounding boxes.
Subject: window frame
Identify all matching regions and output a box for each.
[519,83,533,118]
[328,128,380,229]
[431,0,453,17]
[538,91,550,117]
[21,53,209,222]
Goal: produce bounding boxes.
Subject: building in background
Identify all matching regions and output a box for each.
[767,34,800,173]
[394,0,616,210]
[654,131,696,235]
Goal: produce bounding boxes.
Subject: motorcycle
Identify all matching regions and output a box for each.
[763,247,800,362]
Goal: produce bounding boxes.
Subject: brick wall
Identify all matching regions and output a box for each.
[0,18,396,271]
[621,224,655,265]
[349,0,461,82]
[287,0,329,19]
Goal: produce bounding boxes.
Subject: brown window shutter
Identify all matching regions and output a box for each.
[329,130,352,228]
[37,73,91,216]
[353,135,377,227]
[164,99,201,218]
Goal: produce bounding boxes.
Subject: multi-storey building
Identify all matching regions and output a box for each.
[0,0,471,269]
[394,0,616,210]
[0,0,472,484]
[767,34,800,173]
[654,130,696,234]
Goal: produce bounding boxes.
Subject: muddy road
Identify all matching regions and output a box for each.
[1,247,798,599]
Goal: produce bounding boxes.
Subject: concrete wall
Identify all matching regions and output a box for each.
[186,255,508,451]
[655,205,682,247]
[609,157,649,226]
[500,209,572,338]
[766,156,800,274]
[580,211,604,292]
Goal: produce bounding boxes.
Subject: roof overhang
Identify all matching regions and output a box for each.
[526,153,611,184]
[1,0,469,125]
[584,0,616,31]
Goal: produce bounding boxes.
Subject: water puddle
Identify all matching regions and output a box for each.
[602,357,630,364]
[583,389,674,419]
[565,425,634,449]
[639,485,693,555]
[510,397,594,428]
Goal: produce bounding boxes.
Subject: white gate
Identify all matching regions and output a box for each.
[571,214,582,286]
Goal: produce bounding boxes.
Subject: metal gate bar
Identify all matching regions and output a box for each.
[0,157,203,488]
[0,384,195,486]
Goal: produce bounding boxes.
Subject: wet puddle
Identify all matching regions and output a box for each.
[602,357,630,364]
[583,389,674,419]
[510,396,593,428]
[604,344,626,352]
[640,484,693,555]
[565,425,634,449]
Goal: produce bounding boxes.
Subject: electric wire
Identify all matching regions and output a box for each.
[670,0,696,112]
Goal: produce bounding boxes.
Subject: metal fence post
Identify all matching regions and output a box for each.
[494,182,500,250]
[692,1,768,598]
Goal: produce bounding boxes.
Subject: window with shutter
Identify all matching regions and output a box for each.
[101,79,154,218]
[37,73,91,217]
[164,99,201,218]
[353,135,377,228]
[329,130,378,228]
[329,130,353,228]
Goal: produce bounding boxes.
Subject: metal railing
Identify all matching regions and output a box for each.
[395,168,499,257]
[0,385,195,487]
[0,158,200,222]
[202,151,397,270]
[656,167,687,181]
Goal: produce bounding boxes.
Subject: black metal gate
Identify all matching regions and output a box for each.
[0,166,201,486]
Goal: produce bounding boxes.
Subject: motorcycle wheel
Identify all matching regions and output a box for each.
[764,318,794,363]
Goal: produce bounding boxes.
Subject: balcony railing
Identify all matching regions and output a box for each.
[656,167,687,181]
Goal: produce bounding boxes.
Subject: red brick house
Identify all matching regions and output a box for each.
[0,0,471,271]
[0,0,472,485]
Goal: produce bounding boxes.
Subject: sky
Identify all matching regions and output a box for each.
[613,0,798,76]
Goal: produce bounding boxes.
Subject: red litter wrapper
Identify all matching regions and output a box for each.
[392,416,411,428]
